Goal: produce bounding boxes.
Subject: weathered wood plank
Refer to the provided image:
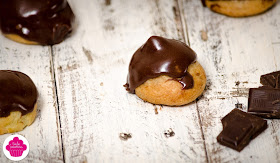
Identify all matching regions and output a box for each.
[0,39,63,162]
[180,0,280,162]
[1,0,279,162]
[53,0,206,162]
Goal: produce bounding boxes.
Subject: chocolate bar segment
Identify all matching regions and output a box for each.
[260,71,280,88]
[276,74,280,89]
[217,109,267,152]
[248,88,280,118]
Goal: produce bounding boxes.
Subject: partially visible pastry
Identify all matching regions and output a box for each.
[202,0,277,17]
[0,70,38,135]
[125,36,206,106]
[0,0,74,45]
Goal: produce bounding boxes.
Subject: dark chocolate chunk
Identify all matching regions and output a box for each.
[0,0,74,45]
[126,36,196,93]
[248,88,280,118]
[217,109,267,152]
[260,71,280,89]
[0,70,38,117]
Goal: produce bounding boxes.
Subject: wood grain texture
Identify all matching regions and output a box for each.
[180,0,280,162]
[0,0,280,162]
[53,0,206,162]
[0,38,63,162]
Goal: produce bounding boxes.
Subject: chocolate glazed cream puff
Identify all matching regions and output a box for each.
[0,0,74,45]
[125,36,206,106]
[202,0,277,17]
[0,70,38,135]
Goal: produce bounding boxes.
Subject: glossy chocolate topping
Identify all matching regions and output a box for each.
[0,70,38,117]
[126,36,197,93]
[0,0,74,45]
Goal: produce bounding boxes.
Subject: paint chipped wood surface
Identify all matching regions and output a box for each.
[0,40,63,162]
[0,0,280,162]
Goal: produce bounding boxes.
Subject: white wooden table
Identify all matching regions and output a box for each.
[0,0,280,162]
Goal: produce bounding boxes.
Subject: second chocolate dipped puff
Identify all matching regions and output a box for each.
[125,36,206,106]
[0,70,38,135]
[0,0,74,45]
[202,0,277,17]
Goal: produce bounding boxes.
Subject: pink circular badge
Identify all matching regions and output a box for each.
[3,134,29,161]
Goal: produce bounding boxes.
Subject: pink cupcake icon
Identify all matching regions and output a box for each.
[6,137,27,157]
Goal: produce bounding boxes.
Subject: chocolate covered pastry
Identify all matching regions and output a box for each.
[125,36,206,106]
[0,70,38,135]
[202,0,277,17]
[0,0,74,45]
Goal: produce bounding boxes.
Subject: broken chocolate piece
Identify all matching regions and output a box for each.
[217,109,267,152]
[248,88,280,118]
[260,71,280,88]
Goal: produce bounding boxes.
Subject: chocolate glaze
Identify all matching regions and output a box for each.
[126,36,197,93]
[0,70,38,117]
[0,0,74,45]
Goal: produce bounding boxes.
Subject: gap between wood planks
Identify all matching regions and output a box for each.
[175,0,209,162]
[50,46,66,163]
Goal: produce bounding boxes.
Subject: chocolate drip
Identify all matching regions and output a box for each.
[126,36,197,93]
[0,70,38,117]
[0,0,74,45]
